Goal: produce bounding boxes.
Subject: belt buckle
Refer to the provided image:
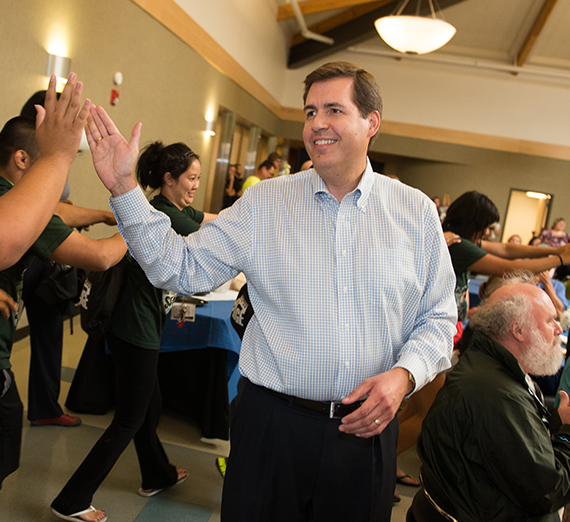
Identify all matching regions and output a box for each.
[329,401,341,419]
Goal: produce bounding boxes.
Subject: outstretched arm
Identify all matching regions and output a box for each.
[49,231,127,272]
[469,244,570,277]
[86,105,141,197]
[0,73,90,270]
[55,202,116,229]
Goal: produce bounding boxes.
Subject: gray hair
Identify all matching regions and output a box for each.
[469,293,532,341]
[478,271,536,304]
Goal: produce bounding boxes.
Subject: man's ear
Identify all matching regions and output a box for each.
[510,320,526,342]
[13,150,30,171]
[367,110,381,138]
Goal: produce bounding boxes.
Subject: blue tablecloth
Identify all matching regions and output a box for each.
[160,298,241,402]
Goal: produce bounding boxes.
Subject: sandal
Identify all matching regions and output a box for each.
[50,505,107,522]
[396,472,420,487]
[138,468,188,498]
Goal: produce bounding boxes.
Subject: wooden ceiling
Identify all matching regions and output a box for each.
[275,0,569,77]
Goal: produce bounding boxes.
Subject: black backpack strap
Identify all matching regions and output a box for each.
[230,283,253,340]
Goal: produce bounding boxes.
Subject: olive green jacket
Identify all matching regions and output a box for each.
[419,330,570,521]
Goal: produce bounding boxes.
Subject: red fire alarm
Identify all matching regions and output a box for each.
[110,89,119,106]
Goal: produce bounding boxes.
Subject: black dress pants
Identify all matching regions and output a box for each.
[221,379,398,522]
[51,333,177,515]
[25,290,64,421]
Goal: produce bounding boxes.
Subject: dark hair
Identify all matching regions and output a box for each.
[20,90,60,120]
[442,191,500,242]
[136,141,199,190]
[303,61,383,145]
[267,152,281,164]
[0,117,38,168]
[257,159,275,172]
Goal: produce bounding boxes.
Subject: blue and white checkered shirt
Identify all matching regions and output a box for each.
[110,161,457,401]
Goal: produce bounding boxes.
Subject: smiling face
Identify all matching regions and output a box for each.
[302,77,380,187]
[163,158,201,210]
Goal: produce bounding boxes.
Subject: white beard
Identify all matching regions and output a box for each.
[519,329,564,377]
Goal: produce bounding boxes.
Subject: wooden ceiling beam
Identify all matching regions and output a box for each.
[287,0,467,68]
[290,1,393,46]
[516,0,559,67]
[277,0,385,21]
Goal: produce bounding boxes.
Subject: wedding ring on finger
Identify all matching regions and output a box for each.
[96,137,103,142]
[374,419,381,426]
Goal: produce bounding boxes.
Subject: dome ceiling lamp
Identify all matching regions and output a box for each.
[374,0,456,55]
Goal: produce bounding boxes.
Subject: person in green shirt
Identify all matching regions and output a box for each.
[51,141,216,522]
[0,117,126,496]
[443,191,570,325]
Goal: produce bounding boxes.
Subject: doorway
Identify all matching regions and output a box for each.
[501,189,552,244]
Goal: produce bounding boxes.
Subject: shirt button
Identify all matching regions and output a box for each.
[343,286,348,293]
[341,215,345,221]
[345,323,349,330]
[345,361,350,368]
[342,250,347,256]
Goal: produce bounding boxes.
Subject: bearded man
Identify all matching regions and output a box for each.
[409,282,570,522]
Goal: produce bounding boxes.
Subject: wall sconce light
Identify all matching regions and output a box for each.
[46,53,71,83]
[205,120,216,137]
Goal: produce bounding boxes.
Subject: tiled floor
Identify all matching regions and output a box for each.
[2,323,420,521]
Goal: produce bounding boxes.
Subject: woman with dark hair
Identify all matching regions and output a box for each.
[51,142,216,522]
[443,191,570,325]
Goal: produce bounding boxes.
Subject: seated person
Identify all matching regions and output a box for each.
[408,281,570,522]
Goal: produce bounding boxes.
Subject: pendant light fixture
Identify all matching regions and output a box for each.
[375,0,456,55]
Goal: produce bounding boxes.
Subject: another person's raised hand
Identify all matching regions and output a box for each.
[35,73,91,166]
[86,106,141,197]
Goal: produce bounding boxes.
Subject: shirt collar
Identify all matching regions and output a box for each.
[311,158,374,210]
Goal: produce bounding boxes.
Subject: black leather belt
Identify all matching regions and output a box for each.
[264,387,365,419]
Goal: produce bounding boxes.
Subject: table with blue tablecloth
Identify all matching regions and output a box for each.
[157,291,241,440]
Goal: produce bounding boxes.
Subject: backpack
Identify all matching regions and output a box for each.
[79,254,129,336]
[32,261,86,308]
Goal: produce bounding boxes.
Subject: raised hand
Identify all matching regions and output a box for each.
[35,73,91,166]
[86,105,142,197]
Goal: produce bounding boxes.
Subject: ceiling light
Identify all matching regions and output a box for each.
[375,0,456,55]
[525,192,550,200]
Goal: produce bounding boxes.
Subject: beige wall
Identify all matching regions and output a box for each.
[369,134,570,232]
[0,0,286,238]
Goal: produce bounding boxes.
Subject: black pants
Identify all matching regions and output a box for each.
[221,379,398,522]
[24,289,64,421]
[51,333,177,515]
[0,369,23,489]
